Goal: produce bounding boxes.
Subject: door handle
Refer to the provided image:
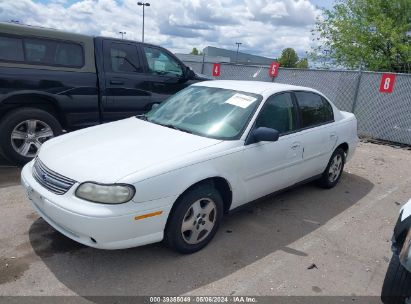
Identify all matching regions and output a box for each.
[153,82,166,87]
[110,80,124,85]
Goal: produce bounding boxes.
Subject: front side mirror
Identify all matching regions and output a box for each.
[151,103,160,110]
[185,66,196,79]
[246,127,279,145]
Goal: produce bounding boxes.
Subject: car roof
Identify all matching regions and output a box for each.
[0,22,92,42]
[193,80,321,97]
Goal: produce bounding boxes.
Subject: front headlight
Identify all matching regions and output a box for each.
[75,182,135,204]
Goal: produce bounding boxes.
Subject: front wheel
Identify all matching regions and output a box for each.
[318,147,346,189]
[165,184,224,254]
[0,108,62,165]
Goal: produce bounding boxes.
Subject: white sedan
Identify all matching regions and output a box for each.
[21,80,358,253]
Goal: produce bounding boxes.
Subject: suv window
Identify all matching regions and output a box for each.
[24,38,84,68]
[0,35,84,68]
[255,93,296,135]
[108,43,142,73]
[0,36,24,61]
[143,46,183,77]
[295,92,334,128]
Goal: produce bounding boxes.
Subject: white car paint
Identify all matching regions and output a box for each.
[401,198,411,221]
[21,80,359,249]
[398,199,411,272]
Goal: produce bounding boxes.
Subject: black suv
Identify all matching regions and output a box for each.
[0,22,207,164]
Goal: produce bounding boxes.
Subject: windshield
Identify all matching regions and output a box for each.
[145,86,262,140]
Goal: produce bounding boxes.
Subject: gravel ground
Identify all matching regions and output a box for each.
[0,141,410,298]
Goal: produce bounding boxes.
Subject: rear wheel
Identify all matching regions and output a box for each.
[165,184,223,254]
[0,108,62,165]
[381,254,411,304]
[318,147,345,189]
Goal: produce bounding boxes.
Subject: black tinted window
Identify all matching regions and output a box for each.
[295,92,334,128]
[24,38,84,68]
[0,36,24,61]
[255,93,296,134]
[109,43,141,73]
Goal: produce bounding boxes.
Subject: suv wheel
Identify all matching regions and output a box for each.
[0,108,62,165]
[165,184,223,254]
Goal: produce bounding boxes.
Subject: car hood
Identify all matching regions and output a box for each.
[38,117,222,183]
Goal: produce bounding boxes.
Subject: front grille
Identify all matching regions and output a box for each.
[32,158,76,195]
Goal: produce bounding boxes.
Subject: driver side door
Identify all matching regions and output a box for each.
[240,92,304,202]
[141,46,190,104]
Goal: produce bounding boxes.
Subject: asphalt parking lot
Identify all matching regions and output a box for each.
[0,141,410,298]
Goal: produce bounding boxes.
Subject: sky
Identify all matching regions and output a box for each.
[0,0,335,58]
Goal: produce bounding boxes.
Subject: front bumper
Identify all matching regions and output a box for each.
[21,161,175,249]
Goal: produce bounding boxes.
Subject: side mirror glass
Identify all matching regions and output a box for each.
[247,127,279,145]
[151,103,160,110]
[185,66,195,79]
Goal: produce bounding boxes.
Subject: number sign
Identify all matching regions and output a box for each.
[379,74,396,93]
[212,63,221,77]
[269,62,280,77]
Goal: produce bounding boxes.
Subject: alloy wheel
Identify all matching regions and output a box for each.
[328,154,343,183]
[181,198,217,245]
[11,119,54,157]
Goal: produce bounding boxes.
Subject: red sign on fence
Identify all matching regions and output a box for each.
[269,62,280,77]
[212,63,221,77]
[379,73,396,93]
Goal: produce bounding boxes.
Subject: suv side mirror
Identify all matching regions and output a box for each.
[185,66,196,79]
[246,127,280,145]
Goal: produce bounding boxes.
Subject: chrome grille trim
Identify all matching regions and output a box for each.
[32,158,76,195]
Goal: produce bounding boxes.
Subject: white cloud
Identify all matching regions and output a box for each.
[0,0,322,58]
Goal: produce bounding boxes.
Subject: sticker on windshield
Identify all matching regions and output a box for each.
[225,93,257,108]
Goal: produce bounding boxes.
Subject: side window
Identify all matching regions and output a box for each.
[0,35,24,62]
[54,42,83,67]
[295,92,334,128]
[24,38,84,68]
[143,46,183,77]
[24,38,54,64]
[255,93,297,135]
[108,43,142,73]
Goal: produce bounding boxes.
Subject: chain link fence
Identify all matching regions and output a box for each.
[184,60,411,145]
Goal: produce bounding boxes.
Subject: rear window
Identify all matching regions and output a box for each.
[295,91,334,128]
[0,36,24,61]
[0,34,84,68]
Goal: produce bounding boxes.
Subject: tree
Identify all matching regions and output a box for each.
[312,0,411,72]
[190,47,199,55]
[278,48,299,68]
[296,58,309,69]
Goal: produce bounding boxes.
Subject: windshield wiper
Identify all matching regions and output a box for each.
[160,123,193,134]
[136,114,148,121]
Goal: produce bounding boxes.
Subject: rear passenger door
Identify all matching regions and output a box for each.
[102,40,152,122]
[293,91,336,179]
[141,46,189,104]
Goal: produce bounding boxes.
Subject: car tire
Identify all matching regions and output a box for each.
[317,147,346,189]
[0,107,62,165]
[165,184,224,254]
[381,254,411,304]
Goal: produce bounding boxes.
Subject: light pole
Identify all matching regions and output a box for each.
[322,49,330,68]
[119,31,126,39]
[137,2,150,43]
[235,42,242,63]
